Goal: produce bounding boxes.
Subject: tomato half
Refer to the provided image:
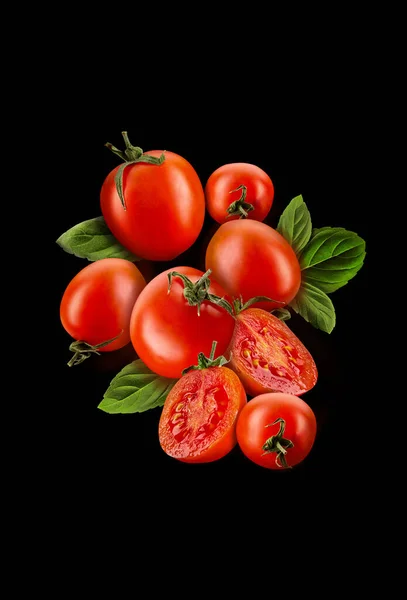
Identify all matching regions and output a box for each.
[130,267,236,379]
[228,309,317,396]
[159,366,247,462]
[205,220,301,311]
[101,150,205,261]
[205,162,274,223]
[60,258,146,351]
[236,393,317,469]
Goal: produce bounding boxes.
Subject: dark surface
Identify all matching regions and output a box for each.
[50,109,368,501]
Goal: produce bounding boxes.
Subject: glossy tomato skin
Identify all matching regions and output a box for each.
[228,309,317,396]
[205,220,301,311]
[205,162,274,223]
[100,151,205,261]
[236,393,317,469]
[60,258,146,351]
[130,267,236,379]
[159,366,247,462]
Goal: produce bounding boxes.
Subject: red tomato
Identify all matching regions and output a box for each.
[228,309,317,396]
[159,366,247,462]
[101,150,205,261]
[236,393,317,469]
[205,162,274,223]
[205,220,301,311]
[60,258,146,351]
[130,267,236,379]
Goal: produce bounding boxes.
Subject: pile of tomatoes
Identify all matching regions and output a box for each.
[59,133,319,470]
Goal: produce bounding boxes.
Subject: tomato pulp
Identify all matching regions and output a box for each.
[205,220,301,311]
[159,366,247,462]
[205,162,274,223]
[236,393,317,469]
[101,150,205,261]
[130,267,235,379]
[60,258,146,352]
[228,309,317,396]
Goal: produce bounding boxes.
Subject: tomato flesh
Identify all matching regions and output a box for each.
[228,309,317,396]
[159,367,247,463]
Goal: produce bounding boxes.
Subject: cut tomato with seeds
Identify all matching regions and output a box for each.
[227,308,317,397]
[159,366,247,463]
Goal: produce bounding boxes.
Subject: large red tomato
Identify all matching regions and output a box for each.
[60,259,146,363]
[130,267,235,379]
[236,393,317,469]
[159,363,247,463]
[228,309,317,397]
[205,220,301,311]
[205,162,274,223]
[101,144,205,261]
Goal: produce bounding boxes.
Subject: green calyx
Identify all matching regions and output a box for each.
[168,270,285,319]
[167,269,232,316]
[261,418,294,469]
[182,341,229,375]
[226,185,254,219]
[231,295,285,315]
[105,131,165,210]
[67,332,122,367]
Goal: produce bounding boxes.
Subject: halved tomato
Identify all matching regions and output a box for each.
[228,308,317,396]
[159,365,247,463]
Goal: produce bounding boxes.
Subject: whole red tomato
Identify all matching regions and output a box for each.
[205,162,274,223]
[159,344,247,463]
[60,259,146,364]
[236,393,317,469]
[205,220,301,311]
[101,136,205,261]
[228,308,317,397]
[130,267,236,379]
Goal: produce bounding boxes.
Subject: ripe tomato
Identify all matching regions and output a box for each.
[60,258,146,358]
[228,309,317,397]
[159,363,247,463]
[101,149,205,261]
[205,162,274,223]
[130,267,236,379]
[205,220,301,311]
[236,393,317,469]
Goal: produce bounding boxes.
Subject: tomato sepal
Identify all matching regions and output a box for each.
[67,331,123,367]
[261,418,294,469]
[105,131,165,210]
[182,340,229,375]
[226,185,254,219]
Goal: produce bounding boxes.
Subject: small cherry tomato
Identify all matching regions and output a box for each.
[205,219,301,311]
[101,133,205,261]
[205,163,274,223]
[130,267,235,379]
[60,258,146,365]
[236,393,317,469]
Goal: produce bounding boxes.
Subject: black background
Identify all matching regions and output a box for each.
[50,93,369,504]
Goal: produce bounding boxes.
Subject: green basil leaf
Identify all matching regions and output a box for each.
[56,216,140,262]
[276,195,312,256]
[300,227,366,293]
[272,307,292,321]
[98,359,177,414]
[290,281,336,333]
